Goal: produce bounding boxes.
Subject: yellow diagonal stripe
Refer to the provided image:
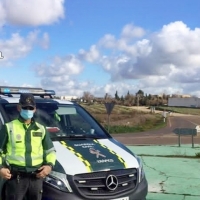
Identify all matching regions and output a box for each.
[61,141,92,172]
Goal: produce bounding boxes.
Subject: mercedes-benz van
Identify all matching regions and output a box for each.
[0,86,148,200]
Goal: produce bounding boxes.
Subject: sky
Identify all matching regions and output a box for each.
[0,0,200,98]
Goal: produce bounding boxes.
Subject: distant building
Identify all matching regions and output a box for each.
[181,94,191,98]
[168,97,200,107]
[170,94,191,98]
[60,96,78,101]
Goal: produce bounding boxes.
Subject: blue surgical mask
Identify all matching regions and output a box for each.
[20,109,34,120]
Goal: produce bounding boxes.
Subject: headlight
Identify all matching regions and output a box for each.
[136,156,145,183]
[44,171,72,192]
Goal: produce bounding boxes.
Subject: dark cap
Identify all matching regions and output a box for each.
[19,93,36,108]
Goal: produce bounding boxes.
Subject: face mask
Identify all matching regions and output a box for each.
[20,109,34,120]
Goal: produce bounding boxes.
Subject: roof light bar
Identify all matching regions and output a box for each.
[0,86,55,96]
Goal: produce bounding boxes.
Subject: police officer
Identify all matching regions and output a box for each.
[0,93,56,200]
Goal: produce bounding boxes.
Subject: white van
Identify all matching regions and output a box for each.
[0,86,148,200]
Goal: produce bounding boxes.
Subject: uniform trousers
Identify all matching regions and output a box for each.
[4,172,43,200]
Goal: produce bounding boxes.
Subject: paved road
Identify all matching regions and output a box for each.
[112,114,200,145]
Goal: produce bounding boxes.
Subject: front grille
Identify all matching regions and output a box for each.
[72,168,137,198]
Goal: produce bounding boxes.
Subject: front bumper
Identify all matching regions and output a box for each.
[42,177,148,200]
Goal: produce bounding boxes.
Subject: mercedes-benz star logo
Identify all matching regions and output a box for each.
[106,175,118,191]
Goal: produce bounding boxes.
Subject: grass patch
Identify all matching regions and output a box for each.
[80,103,166,134]
[104,125,145,133]
[156,106,200,115]
[105,116,166,134]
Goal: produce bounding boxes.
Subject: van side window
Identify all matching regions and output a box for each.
[3,104,19,122]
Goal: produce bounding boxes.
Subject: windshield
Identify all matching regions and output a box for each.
[1,102,109,140]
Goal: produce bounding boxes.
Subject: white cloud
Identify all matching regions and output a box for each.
[89,82,140,98]
[38,33,49,49]
[2,1,200,98]
[0,31,49,65]
[9,21,199,98]
[0,2,6,27]
[98,34,117,49]
[34,55,85,96]
[97,21,200,82]
[121,24,145,39]
[98,24,146,56]
[0,0,64,26]
[70,21,200,97]
[41,78,92,97]
[36,55,84,77]
[78,45,100,62]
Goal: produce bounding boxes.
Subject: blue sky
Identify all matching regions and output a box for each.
[1,0,200,98]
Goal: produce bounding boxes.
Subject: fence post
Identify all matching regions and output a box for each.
[178,131,181,147]
[192,135,194,148]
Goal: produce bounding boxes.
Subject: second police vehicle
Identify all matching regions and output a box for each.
[0,86,148,200]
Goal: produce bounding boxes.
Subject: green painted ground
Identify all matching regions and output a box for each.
[128,145,200,200]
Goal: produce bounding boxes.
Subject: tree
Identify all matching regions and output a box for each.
[136,89,144,97]
[115,91,120,100]
[125,91,130,100]
[148,94,152,100]
[104,93,113,102]
[82,91,94,103]
[124,92,135,106]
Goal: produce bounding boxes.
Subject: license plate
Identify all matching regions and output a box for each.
[111,197,129,200]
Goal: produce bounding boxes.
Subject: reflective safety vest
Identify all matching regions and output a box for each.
[5,119,56,167]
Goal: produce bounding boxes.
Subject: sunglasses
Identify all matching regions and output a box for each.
[21,106,35,110]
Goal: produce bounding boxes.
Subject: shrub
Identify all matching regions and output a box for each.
[195,152,200,157]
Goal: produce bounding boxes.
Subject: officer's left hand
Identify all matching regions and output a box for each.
[36,165,52,179]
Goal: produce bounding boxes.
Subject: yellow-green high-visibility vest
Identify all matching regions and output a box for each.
[5,119,46,167]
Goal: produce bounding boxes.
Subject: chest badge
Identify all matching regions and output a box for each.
[16,134,22,140]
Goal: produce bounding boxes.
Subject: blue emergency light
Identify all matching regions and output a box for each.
[0,86,55,97]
